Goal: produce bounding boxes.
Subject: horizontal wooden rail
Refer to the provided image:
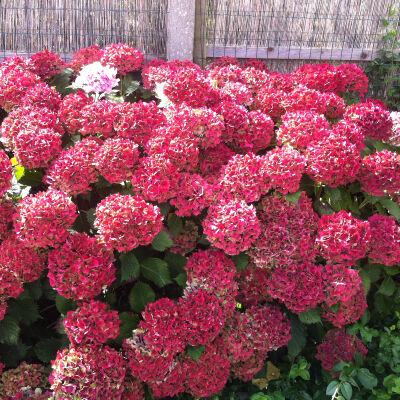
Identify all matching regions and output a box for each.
[206,46,379,61]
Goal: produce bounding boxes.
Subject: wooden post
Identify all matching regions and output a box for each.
[167,0,196,61]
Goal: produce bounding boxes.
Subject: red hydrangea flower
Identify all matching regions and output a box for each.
[21,82,62,110]
[267,262,325,313]
[0,196,14,241]
[58,92,93,134]
[94,137,140,184]
[1,105,63,149]
[124,333,175,382]
[0,232,47,283]
[283,85,327,115]
[0,265,24,301]
[0,302,6,321]
[63,300,120,345]
[218,81,253,105]
[121,377,145,400]
[358,150,400,196]
[216,153,268,203]
[231,351,268,382]
[236,263,271,307]
[322,286,368,327]
[113,101,166,146]
[0,69,41,111]
[250,192,319,269]
[0,55,31,74]
[323,264,363,307]
[45,137,101,196]
[207,56,240,69]
[276,111,329,149]
[170,173,213,216]
[316,211,371,264]
[336,64,368,97]
[101,43,144,74]
[254,87,286,121]
[242,68,270,92]
[242,59,269,71]
[316,329,367,372]
[179,289,227,346]
[368,214,400,266]
[208,65,246,88]
[139,298,186,355]
[68,45,103,73]
[29,49,66,80]
[14,127,63,169]
[95,193,163,253]
[265,72,295,92]
[50,345,126,400]
[80,100,119,137]
[131,155,180,203]
[170,220,199,255]
[331,120,366,151]
[146,126,199,172]
[0,150,12,196]
[0,362,48,399]
[290,63,339,93]
[322,92,346,119]
[386,111,400,146]
[203,199,261,255]
[306,132,361,187]
[184,248,237,299]
[164,105,224,149]
[198,143,235,181]
[262,146,306,193]
[14,189,77,248]
[48,232,115,300]
[344,102,392,141]
[184,339,231,398]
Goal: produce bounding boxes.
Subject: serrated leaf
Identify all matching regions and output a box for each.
[119,252,140,282]
[288,317,306,359]
[232,253,249,272]
[117,312,139,343]
[0,317,20,344]
[326,380,339,395]
[174,272,187,287]
[34,338,61,362]
[152,231,174,252]
[164,252,188,277]
[298,308,321,324]
[167,213,183,236]
[358,269,371,294]
[50,68,75,95]
[85,208,96,227]
[14,164,43,186]
[357,368,377,389]
[286,190,302,203]
[379,197,400,219]
[0,343,30,368]
[378,276,396,296]
[325,187,341,204]
[341,382,352,400]
[55,295,77,315]
[129,281,155,313]
[7,299,41,325]
[141,258,172,287]
[187,345,205,361]
[331,361,346,373]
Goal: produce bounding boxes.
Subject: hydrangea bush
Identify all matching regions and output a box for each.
[0,46,399,400]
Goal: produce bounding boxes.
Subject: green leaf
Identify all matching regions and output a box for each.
[288,317,306,358]
[379,197,400,219]
[7,299,40,325]
[117,312,139,342]
[13,163,43,186]
[358,269,371,294]
[377,276,396,296]
[152,231,174,252]
[357,368,377,389]
[331,361,346,373]
[122,75,140,97]
[341,382,353,400]
[119,252,140,282]
[141,258,172,287]
[0,317,20,344]
[326,187,341,204]
[129,281,155,313]
[50,68,75,95]
[164,252,188,277]
[298,308,321,324]
[34,338,61,362]
[326,380,339,396]
[286,190,302,204]
[187,345,205,361]
[55,295,77,315]
[174,272,187,287]
[232,253,249,272]
[167,213,183,236]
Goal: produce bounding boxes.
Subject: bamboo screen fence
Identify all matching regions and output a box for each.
[0,0,399,83]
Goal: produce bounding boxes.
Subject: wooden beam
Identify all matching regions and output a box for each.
[167,0,196,61]
[206,46,379,61]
